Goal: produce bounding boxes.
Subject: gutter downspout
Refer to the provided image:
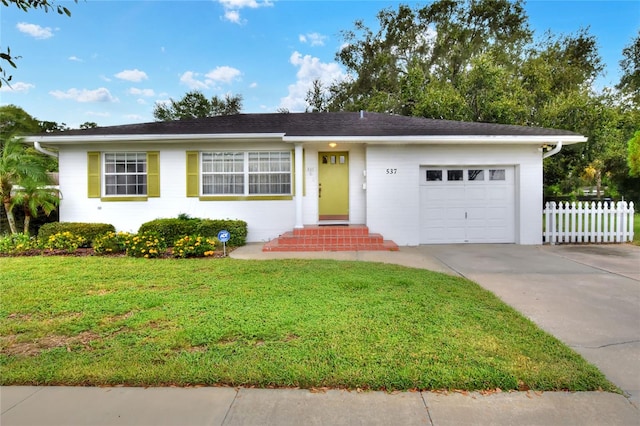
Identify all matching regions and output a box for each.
[542,141,562,159]
[34,141,59,158]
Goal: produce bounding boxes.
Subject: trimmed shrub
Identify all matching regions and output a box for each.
[123,232,167,258]
[42,231,85,253]
[38,222,115,247]
[138,218,198,246]
[173,235,217,258]
[0,233,39,255]
[93,231,130,255]
[198,219,247,247]
[139,216,247,247]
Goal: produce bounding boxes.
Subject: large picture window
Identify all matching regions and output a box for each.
[202,152,244,195]
[104,152,147,196]
[201,151,291,196]
[248,152,291,194]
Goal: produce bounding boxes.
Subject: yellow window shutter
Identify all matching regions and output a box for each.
[186,151,199,197]
[87,152,101,198]
[147,151,160,197]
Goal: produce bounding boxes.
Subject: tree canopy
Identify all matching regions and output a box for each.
[310,0,639,202]
[617,32,640,105]
[153,91,243,121]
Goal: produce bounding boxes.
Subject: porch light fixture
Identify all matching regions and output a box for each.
[329,142,337,148]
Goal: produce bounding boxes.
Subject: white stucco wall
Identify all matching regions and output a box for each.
[57,142,297,242]
[365,144,543,245]
[56,141,543,245]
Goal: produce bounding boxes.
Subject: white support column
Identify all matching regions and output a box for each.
[294,143,304,229]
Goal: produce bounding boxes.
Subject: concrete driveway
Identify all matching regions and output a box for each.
[419,243,640,404]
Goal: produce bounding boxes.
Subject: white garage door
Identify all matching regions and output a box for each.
[420,167,515,244]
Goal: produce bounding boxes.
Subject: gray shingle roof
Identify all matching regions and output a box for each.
[45,112,581,137]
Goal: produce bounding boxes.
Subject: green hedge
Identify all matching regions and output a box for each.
[38,222,115,247]
[138,217,247,247]
[198,219,247,247]
[138,218,197,246]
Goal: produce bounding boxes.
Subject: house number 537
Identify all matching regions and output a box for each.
[386,168,397,174]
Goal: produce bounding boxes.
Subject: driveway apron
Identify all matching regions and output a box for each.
[419,244,640,405]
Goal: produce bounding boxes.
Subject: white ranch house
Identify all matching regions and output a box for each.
[27,112,586,246]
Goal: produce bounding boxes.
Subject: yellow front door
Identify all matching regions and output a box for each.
[318,152,349,221]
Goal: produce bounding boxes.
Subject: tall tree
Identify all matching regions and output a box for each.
[617,32,640,104]
[316,1,640,200]
[1,137,52,234]
[628,131,640,177]
[0,104,40,136]
[328,0,532,115]
[1,0,78,87]
[153,91,243,121]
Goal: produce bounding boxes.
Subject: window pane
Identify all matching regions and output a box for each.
[490,169,506,181]
[103,152,147,196]
[202,152,245,194]
[447,170,463,181]
[426,170,442,181]
[202,151,292,195]
[247,151,292,195]
[468,170,484,181]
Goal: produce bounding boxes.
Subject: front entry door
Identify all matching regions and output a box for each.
[318,152,349,221]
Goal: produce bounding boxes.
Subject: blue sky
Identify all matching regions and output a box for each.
[1,0,638,128]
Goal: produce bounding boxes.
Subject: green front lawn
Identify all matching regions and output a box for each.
[0,257,614,392]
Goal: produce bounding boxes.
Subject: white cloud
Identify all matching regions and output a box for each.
[180,67,241,90]
[224,10,241,24]
[16,22,54,39]
[218,0,273,24]
[205,66,241,84]
[49,87,118,103]
[128,87,155,97]
[114,69,148,82]
[249,82,258,88]
[280,51,347,112]
[68,56,83,62]
[0,82,35,93]
[179,71,210,90]
[124,114,145,121]
[299,32,327,47]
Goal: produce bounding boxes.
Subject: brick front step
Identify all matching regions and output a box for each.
[263,225,399,252]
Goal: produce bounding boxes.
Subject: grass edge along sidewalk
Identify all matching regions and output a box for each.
[0,257,617,393]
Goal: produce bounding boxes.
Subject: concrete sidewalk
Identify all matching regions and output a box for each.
[2,386,638,426]
[2,243,639,425]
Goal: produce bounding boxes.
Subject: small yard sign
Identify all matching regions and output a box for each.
[218,230,230,256]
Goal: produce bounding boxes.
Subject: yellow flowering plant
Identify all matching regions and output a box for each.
[123,232,167,258]
[42,231,85,254]
[0,233,38,255]
[93,231,131,255]
[173,235,217,258]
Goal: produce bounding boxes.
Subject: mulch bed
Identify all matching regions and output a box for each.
[1,247,233,258]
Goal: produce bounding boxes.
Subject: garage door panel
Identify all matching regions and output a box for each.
[487,186,510,201]
[420,166,515,244]
[466,187,487,201]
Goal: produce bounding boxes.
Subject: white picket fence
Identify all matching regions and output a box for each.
[543,201,635,244]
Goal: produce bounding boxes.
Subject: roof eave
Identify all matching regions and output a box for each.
[24,133,287,144]
[24,133,588,145]
[283,135,588,145]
